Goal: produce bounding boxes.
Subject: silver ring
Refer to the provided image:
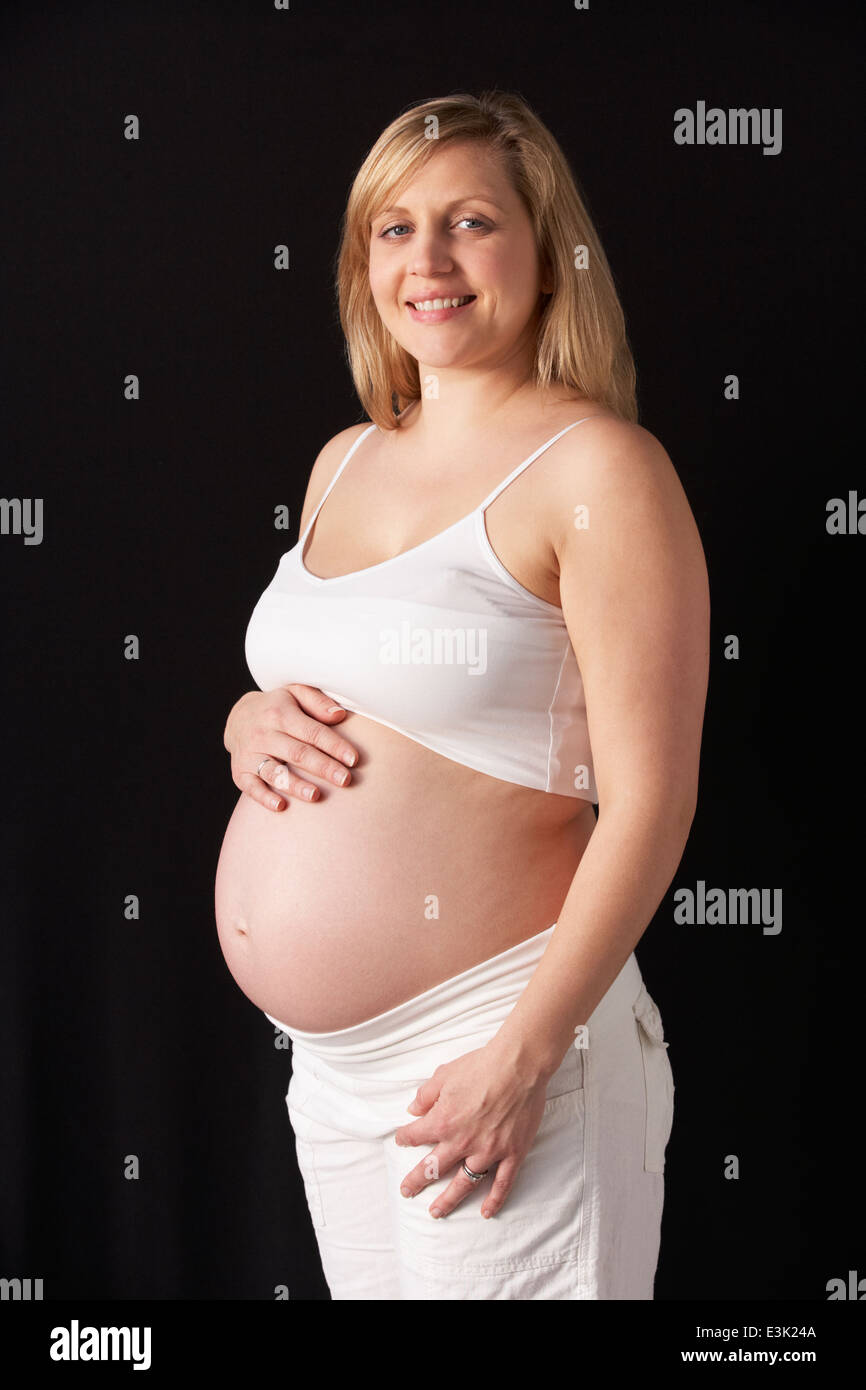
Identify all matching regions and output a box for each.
[461,1161,489,1183]
[256,758,271,777]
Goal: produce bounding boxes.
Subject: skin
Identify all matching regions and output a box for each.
[222,138,709,1222]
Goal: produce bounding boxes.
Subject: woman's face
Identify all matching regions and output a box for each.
[368,140,549,374]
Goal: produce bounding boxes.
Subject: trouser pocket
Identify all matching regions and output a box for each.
[632,983,674,1173]
[292,1135,327,1229]
[286,1052,328,1229]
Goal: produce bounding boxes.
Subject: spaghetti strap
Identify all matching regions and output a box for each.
[477,416,604,512]
[300,423,378,542]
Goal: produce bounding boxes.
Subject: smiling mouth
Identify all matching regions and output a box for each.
[407,294,476,310]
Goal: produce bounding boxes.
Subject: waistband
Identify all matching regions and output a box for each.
[265,923,644,1068]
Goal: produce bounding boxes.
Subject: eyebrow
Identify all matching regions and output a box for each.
[371,194,505,223]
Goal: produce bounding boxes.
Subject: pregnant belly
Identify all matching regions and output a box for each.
[214,711,595,1032]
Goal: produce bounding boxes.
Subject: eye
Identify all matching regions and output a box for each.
[377,215,490,239]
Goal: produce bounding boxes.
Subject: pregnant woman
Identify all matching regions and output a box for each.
[214,90,709,1300]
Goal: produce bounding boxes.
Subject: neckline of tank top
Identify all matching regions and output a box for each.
[296,413,605,587]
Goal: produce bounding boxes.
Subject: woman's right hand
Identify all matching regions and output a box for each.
[223,686,359,811]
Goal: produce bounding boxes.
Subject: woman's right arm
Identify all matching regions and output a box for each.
[223,423,370,810]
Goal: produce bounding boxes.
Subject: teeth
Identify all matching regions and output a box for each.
[412,295,473,311]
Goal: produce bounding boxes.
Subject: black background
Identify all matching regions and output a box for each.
[0,0,863,1304]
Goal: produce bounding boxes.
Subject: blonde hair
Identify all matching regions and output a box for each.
[335,89,638,431]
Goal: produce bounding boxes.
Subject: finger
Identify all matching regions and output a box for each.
[255,757,320,806]
[479,1155,519,1218]
[393,1113,440,1148]
[283,687,360,767]
[427,1155,496,1218]
[235,764,289,811]
[284,684,349,722]
[235,759,310,811]
[268,728,358,788]
[394,1095,444,1150]
[393,1077,443,1142]
[406,1075,441,1117]
[399,1145,460,1198]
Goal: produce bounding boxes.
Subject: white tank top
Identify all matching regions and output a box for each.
[244,416,601,801]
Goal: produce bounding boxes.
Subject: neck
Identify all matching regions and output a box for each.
[398,376,588,445]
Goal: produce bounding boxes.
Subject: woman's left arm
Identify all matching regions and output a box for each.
[394,419,710,1217]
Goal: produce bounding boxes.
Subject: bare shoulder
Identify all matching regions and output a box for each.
[551,415,687,508]
[297,421,374,535]
[544,414,706,568]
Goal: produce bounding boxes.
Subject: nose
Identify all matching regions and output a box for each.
[408,224,456,279]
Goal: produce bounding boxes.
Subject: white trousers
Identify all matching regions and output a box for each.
[267,923,675,1300]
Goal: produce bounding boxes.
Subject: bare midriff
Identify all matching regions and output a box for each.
[214,713,596,1032]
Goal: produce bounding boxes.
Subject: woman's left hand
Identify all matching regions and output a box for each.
[393,1036,554,1219]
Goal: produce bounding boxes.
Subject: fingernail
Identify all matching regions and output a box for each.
[430,1207,442,1218]
[400,1186,412,1198]
[327,705,343,714]
[342,750,357,766]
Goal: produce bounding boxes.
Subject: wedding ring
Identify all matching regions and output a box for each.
[461,1161,489,1183]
